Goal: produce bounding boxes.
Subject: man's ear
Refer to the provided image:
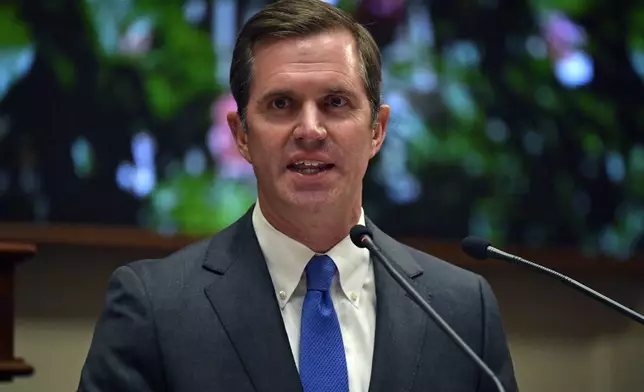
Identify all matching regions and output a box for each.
[227,111,252,163]
[370,104,390,158]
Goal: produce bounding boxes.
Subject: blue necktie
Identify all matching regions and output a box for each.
[299,255,349,392]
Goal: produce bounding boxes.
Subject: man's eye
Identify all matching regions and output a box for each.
[327,96,347,108]
[271,98,290,109]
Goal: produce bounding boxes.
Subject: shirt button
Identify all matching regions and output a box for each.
[279,291,286,300]
[350,292,358,301]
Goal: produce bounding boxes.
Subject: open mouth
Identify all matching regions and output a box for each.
[287,160,335,175]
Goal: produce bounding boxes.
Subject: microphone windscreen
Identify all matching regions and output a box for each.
[349,225,372,248]
[461,236,491,260]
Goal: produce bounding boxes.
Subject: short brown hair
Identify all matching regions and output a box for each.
[229,0,382,125]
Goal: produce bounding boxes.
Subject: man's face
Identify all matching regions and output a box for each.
[227,29,389,213]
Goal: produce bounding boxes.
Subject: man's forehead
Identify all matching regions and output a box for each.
[251,30,359,70]
[252,29,357,53]
[249,31,363,96]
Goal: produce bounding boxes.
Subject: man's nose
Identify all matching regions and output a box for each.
[292,102,327,142]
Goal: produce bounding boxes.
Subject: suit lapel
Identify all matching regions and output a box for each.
[202,208,303,392]
[367,221,430,392]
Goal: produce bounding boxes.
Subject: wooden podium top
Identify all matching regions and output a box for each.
[0,359,33,381]
[0,241,36,381]
[0,243,36,262]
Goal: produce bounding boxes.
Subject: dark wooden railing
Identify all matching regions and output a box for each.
[0,222,641,274]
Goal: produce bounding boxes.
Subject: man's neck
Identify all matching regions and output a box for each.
[258,199,361,254]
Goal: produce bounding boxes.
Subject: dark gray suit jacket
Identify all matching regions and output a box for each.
[78,208,518,392]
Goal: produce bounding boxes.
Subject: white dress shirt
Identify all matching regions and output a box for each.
[251,202,376,392]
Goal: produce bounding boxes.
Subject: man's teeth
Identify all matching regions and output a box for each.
[289,160,332,174]
[293,161,325,167]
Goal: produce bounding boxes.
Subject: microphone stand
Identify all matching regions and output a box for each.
[488,245,644,326]
[357,233,507,392]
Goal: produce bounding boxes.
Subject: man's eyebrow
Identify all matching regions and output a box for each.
[325,86,358,97]
[257,89,296,103]
[256,86,358,103]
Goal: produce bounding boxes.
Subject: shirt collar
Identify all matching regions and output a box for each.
[252,201,370,309]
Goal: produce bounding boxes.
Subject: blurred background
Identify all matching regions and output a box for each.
[2,0,643,259]
[2,1,644,391]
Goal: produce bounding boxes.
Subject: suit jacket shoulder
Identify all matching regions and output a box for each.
[79,211,281,392]
[124,212,247,296]
[404,242,483,288]
[368,220,484,300]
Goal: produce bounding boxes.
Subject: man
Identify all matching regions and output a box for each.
[78,0,519,391]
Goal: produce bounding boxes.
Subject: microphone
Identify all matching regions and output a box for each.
[461,236,644,326]
[350,225,507,392]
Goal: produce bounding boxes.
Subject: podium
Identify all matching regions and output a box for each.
[0,242,35,382]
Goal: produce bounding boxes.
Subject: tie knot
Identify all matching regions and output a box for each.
[305,255,337,292]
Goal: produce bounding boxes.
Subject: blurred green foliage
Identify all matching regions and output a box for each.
[1,0,643,260]
[0,4,31,46]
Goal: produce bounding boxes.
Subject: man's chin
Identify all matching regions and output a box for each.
[281,190,340,210]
